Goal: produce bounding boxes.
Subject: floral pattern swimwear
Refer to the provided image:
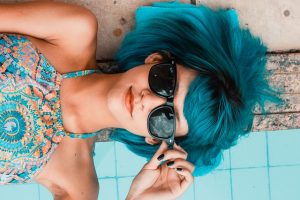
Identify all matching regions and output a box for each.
[0,33,103,184]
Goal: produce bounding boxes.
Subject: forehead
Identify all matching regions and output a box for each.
[174,64,199,136]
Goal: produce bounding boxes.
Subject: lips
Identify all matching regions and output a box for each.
[125,86,133,117]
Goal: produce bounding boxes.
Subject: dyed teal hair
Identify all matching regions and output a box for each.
[107,4,283,176]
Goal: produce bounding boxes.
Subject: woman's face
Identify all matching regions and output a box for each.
[107,52,199,145]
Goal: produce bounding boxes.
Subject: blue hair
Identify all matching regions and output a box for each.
[107,3,283,176]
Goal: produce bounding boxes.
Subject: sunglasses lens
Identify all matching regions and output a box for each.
[148,106,175,139]
[149,63,176,97]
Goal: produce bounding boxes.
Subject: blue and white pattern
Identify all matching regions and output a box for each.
[0,33,102,184]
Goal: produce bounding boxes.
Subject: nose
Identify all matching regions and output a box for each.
[141,88,167,111]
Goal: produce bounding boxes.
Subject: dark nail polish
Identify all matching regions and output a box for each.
[157,154,164,161]
[176,168,182,171]
[167,161,174,166]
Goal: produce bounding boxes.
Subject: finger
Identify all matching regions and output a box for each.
[144,141,168,170]
[174,143,188,158]
[174,167,194,192]
[165,158,195,173]
[160,149,188,162]
[153,140,168,158]
[174,142,187,154]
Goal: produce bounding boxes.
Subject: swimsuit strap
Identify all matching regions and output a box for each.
[61,69,102,79]
[67,130,103,139]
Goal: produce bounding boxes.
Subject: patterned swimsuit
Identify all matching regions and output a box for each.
[0,33,103,184]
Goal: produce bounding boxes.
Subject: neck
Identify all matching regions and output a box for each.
[68,72,121,133]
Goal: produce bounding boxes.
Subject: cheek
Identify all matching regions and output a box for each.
[125,112,148,137]
[106,80,129,123]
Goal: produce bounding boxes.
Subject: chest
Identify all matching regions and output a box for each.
[25,36,98,181]
[26,35,98,131]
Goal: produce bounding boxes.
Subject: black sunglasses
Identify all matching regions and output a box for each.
[147,58,177,150]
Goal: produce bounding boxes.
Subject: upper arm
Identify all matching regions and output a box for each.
[0,1,98,54]
[63,168,100,200]
[61,181,99,200]
[47,179,99,200]
[37,163,99,200]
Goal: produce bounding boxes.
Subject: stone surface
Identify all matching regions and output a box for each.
[253,113,300,132]
[269,73,300,94]
[196,0,300,52]
[253,53,300,114]
[72,0,300,58]
[71,0,300,57]
[266,53,300,73]
[253,93,300,114]
[61,0,192,60]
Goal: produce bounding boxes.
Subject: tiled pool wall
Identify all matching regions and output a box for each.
[0,129,299,200]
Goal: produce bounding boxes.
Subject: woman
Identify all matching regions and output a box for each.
[0,1,281,200]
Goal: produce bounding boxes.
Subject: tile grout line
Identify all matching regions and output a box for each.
[37,184,40,200]
[266,132,272,200]
[229,166,268,170]
[193,176,196,200]
[269,164,300,167]
[114,142,120,200]
[221,164,300,170]
[229,149,234,200]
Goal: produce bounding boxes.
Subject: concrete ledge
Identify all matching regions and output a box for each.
[72,0,299,58]
[63,0,192,60]
[196,0,300,52]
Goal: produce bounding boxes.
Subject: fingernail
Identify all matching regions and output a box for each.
[167,161,174,166]
[157,154,164,161]
[176,168,182,171]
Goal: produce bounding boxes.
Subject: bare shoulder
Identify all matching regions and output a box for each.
[49,11,98,65]
[25,31,97,74]
[54,9,98,59]
[39,4,98,59]
[20,7,98,73]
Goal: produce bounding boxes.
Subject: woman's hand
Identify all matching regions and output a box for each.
[126,141,195,200]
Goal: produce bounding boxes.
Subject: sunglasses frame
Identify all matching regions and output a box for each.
[147,59,177,150]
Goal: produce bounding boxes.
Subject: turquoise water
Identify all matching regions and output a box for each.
[0,129,299,200]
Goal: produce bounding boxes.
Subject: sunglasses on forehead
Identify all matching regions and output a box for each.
[147,56,177,150]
